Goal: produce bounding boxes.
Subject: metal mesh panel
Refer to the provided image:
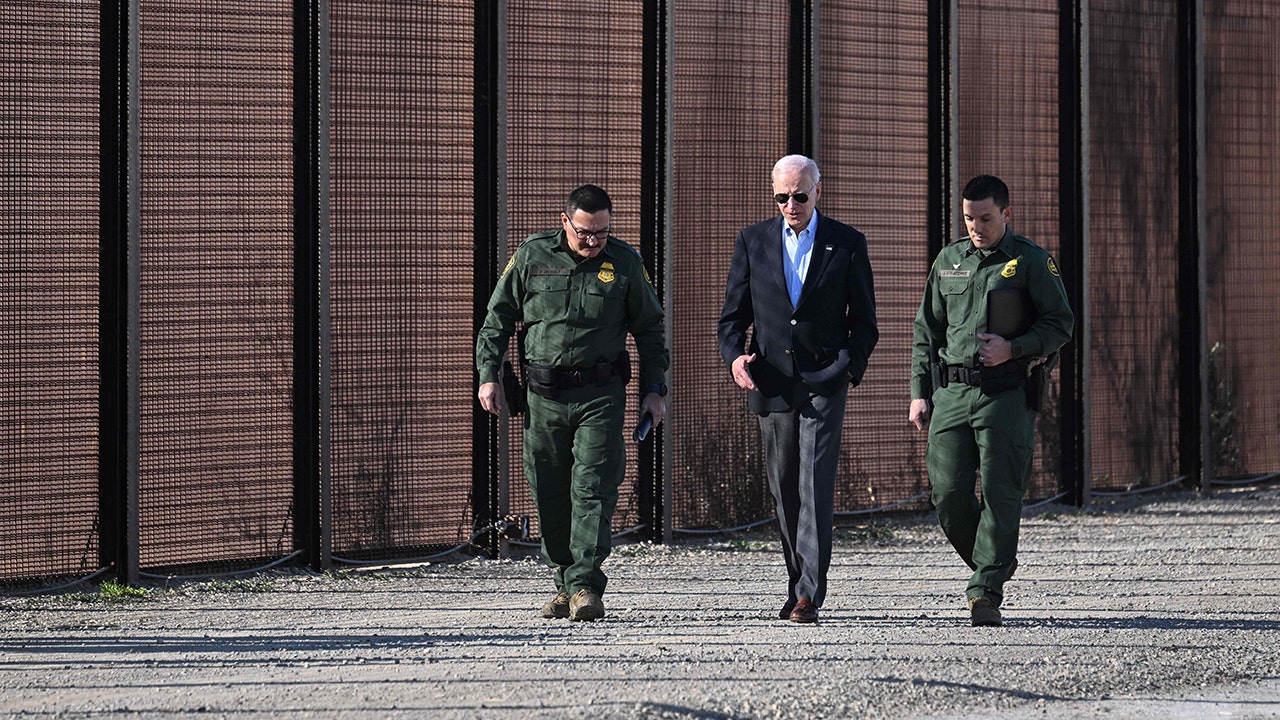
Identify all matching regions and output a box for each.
[503,1,645,539]
[1088,1,1180,490]
[956,0,1061,499]
[0,1,100,582]
[1203,0,1280,479]
[328,1,476,556]
[819,1,932,513]
[669,2,788,529]
[136,0,295,570]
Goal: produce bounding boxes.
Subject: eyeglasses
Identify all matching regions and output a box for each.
[773,189,814,205]
[566,217,610,241]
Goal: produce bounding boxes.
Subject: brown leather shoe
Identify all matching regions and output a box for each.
[789,597,818,623]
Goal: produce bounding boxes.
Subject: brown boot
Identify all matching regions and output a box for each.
[968,596,1002,627]
[568,589,605,621]
[540,591,570,619]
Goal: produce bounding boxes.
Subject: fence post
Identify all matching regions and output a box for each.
[788,0,816,158]
[640,0,674,543]
[472,0,504,558]
[1058,0,1091,506]
[1177,0,1209,494]
[927,0,958,257]
[100,0,141,586]
[293,0,331,570]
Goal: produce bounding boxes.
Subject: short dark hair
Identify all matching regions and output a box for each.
[565,184,612,216]
[961,175,1010,209]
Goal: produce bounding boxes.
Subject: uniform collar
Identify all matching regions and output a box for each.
[964,229,1018,259]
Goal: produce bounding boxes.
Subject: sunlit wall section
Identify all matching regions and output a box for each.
[136,0,295,570]
[1203,0,1280,480]
[956,0,1062,499]
[328,1,476,557]
[504,2,646,539]
[1088,0,1179,490]
[819,1,932,514]
[668,2,788,529]
[0,1,100,582]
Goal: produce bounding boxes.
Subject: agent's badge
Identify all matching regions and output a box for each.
[598,261,615,284]
[1001,259,1018,278]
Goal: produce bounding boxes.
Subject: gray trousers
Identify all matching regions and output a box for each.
[758,389,847,609]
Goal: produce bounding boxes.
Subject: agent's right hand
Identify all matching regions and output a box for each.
[731,353,757,391]
[478,382,503,416]
[909,398,931,432]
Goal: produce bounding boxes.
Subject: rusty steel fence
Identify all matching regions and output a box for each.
[2,0,1277,587]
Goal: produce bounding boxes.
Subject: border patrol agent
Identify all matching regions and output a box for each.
[909,175,1073,627]
[476,184,669,622]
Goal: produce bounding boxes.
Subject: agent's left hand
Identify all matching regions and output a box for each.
[640,392,666,427]
[976,333,1013,366]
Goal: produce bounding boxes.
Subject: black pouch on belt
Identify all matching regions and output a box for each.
[979,360,1026,397]
[524,364,561,400]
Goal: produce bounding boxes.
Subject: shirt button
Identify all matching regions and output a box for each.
[790,319,797,325]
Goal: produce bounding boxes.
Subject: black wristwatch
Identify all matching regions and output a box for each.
[645,383,668,397]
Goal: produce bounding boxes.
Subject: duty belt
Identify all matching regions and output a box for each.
[946,364,983,387]
[524,361,617,389]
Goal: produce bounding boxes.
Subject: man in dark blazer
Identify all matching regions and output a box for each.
[718,154,878,623]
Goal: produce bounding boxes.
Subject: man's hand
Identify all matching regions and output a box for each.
[478,381,503,415]
[640,392,666,427]
[909,398,931,432]
[976,333,1013,366]
[731,353,757,391]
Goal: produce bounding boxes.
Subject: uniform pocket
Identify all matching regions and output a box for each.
[940,277,970,327]
[527,274,570,316]
[583,276,627,323]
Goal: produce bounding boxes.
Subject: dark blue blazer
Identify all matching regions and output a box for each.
[718,212,878,413]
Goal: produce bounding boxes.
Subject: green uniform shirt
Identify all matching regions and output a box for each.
[910,230,1074,399]
[476,229,669,389]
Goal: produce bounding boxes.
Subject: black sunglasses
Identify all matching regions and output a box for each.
[773,191,811,204]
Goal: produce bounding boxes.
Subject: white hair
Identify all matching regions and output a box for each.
[772,154,821,186]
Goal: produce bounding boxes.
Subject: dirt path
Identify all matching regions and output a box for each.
[3,484,1278,719]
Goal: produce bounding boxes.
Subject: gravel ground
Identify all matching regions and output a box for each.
[2,483,1279,719]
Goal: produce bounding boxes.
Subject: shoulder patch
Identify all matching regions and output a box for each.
[1047,257,1060,277]
[500,253,516,278]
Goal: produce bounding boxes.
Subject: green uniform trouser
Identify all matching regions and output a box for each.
[927,382,1034,606]
[524,380,626,597]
